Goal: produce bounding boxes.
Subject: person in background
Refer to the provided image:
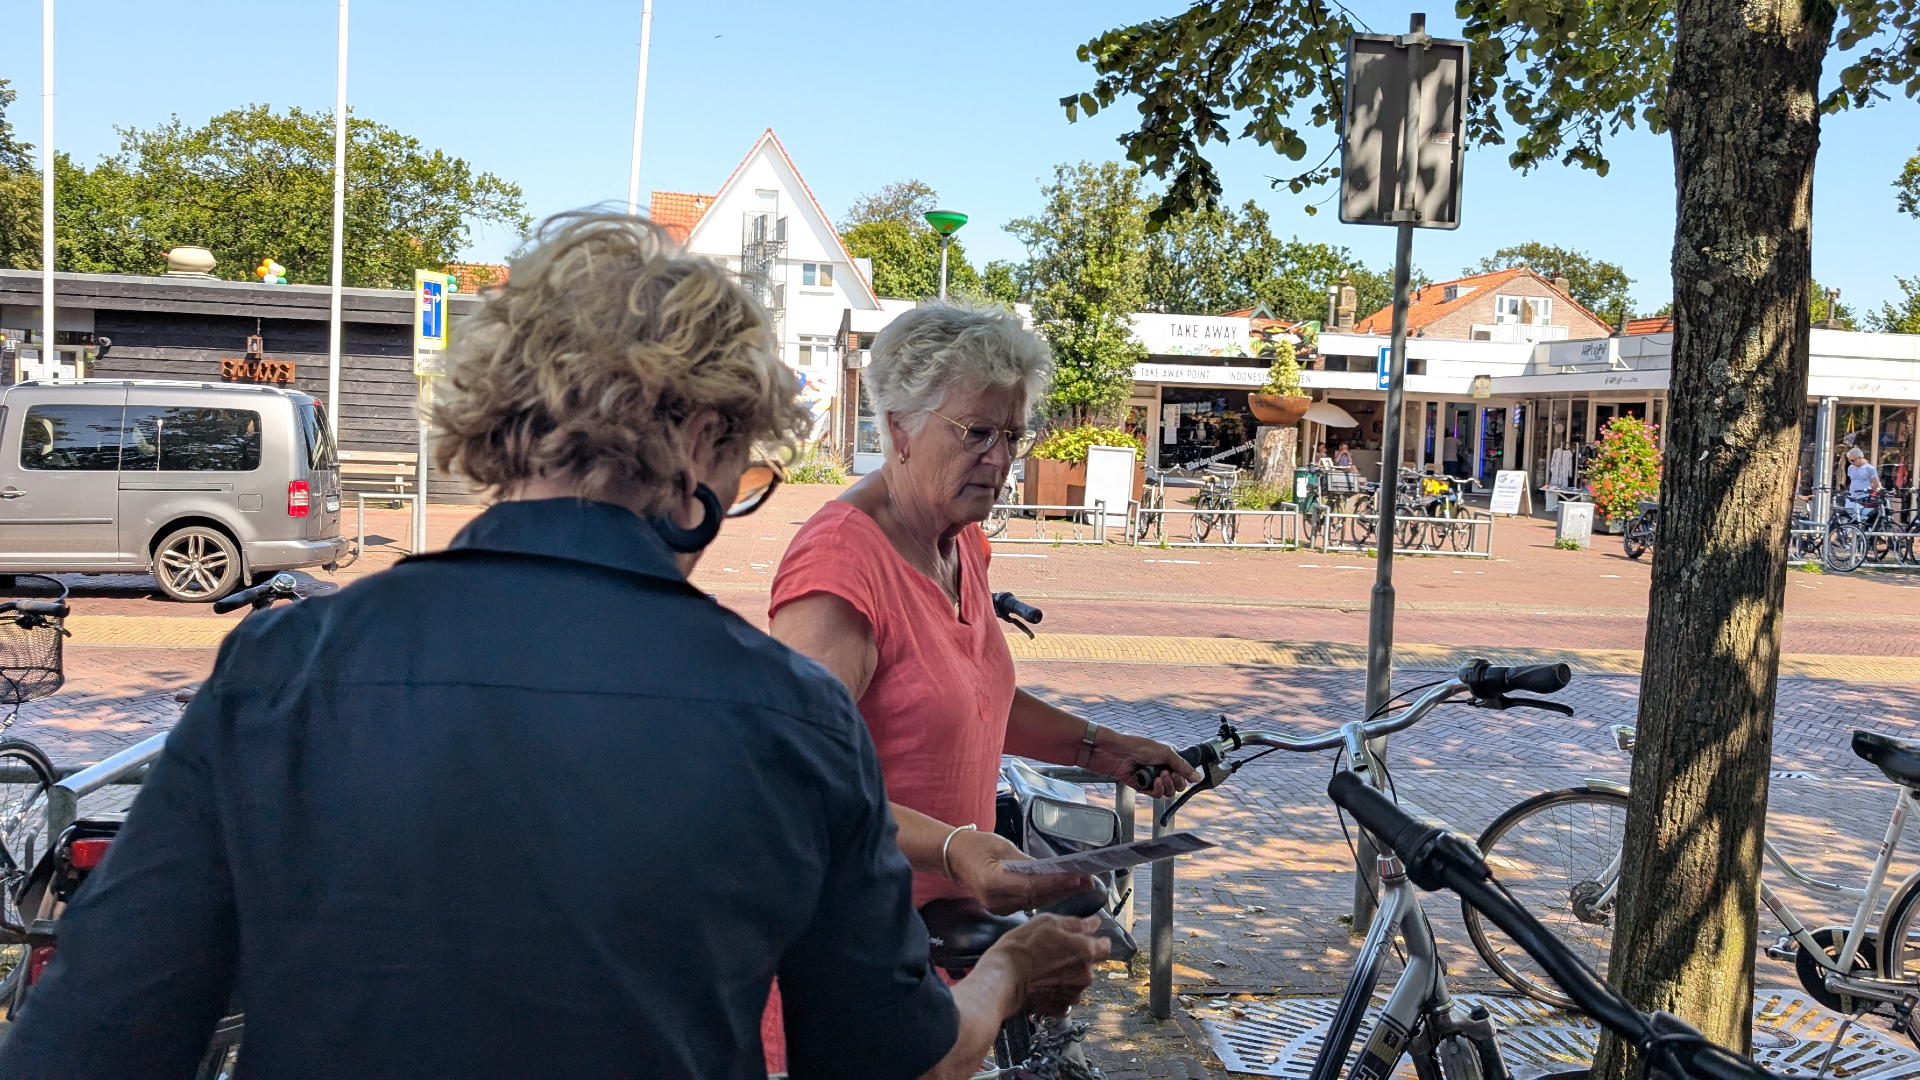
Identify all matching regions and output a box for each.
[1846,447,1881,507]
[0,213,1103,1080]
[1334,443,1354,468]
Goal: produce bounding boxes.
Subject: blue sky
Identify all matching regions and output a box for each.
[3,0,1916,316]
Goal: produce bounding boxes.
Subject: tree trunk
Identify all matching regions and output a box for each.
[1592,0,1832,1074]
[1254,425,1297,487]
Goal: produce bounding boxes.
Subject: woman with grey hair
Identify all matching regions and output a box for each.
[770,303,1198,920]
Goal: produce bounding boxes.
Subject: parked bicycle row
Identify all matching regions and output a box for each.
[986,464,1498,555]
[1790,485,1920,572]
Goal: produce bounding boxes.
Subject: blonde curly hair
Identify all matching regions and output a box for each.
[434,210,811,511]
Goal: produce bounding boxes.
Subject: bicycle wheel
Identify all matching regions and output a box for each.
[0,740,52,1005]
[1622,518,1652,560]
[1350,494,1378,546]
[1192,509,1214,542]
[1218,504,1239,544]
[1464,786,1631,1009]
[1825,524,1866,573]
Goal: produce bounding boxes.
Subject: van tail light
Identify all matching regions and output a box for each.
[287,480,311,517]
[69,838,111,870]
[27,943,54,985]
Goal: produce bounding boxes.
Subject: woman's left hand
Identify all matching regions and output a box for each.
[1088,733,1201,799]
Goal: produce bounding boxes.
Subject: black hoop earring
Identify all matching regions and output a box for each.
[650,483,724,553]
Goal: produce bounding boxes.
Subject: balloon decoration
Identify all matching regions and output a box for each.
[254,258,288,285]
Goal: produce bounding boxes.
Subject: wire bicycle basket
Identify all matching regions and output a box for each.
[0,575,71,710]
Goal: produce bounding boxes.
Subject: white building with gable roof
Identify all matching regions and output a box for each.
[649,129,887,441]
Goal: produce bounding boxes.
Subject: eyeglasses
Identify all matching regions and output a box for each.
[930,411,1036,458]
[728,458,785,518]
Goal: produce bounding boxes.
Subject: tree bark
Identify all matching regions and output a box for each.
[1254,425,1297,486]
[1592,0,1832,1074]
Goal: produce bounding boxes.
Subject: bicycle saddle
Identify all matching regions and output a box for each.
[1852,730,1920,787]
[1638,500,1659,513]
[920,897,1026,973]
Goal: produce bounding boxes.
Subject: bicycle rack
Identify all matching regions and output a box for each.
[984,501,1110,545]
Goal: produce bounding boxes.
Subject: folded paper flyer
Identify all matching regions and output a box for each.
[1002,832,1214,876]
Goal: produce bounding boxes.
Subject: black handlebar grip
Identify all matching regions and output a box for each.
[11,600,68,618]
[1327,771,1439,870]
[212,583,270,615]
[1462,659,1571,699]
[993,592,1043,625]
[1132,742,1215,791]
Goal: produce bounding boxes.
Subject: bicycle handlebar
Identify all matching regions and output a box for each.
[212,573,302,615]
[0,599,69,618]
[1325,771,1782,1080]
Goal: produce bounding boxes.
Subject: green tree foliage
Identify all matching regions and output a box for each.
[1063,1,1920,1072]
[1470,242,1634,321]
[1898,144,1920,219]
[1008,162,1148,423]
[0,80,39,271]
[1141,198,1396,322]
[839,179,939,229]
[838,180,984,300]
[840,219,981,300]
[1869,277,1920,334]
[1,104,527,288]
[979,259,1032,305]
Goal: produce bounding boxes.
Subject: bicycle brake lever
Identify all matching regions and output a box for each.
[1474,694,1575,716]
[1159,758,1236,828]
[1000,617,1035,640]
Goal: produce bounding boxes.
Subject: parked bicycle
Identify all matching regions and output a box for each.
[1335,771,1784,1079]
[1135,660,1578,1079]
[1190,466,1241,544]
[1621,499,1659,560]
[1466,721,1920,1041]
[0,574,68,1004]
[7,572,305,1079]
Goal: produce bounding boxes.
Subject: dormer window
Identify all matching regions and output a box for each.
[1443,284,1473,303]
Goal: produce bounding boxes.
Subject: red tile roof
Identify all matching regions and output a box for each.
[1622,316,1674,335]
[1351,266,1611,335]
[649,191,714,245]
[446,262,508,294]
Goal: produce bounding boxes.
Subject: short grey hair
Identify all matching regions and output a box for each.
[866,302,1054,450]
[1848,447,1867,461]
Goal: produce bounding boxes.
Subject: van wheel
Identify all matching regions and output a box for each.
[154,527,242,603]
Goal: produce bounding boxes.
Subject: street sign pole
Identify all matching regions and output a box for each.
[1337,11,1466,933]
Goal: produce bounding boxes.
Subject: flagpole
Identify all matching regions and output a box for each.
[625,0,653,215]
[327,0,349,432]
[40,0,54,374]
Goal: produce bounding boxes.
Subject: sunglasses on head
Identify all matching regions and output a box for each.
[728,457,786,518]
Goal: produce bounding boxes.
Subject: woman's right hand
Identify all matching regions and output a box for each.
[987,914,1109,1017]
[946,829,1097,915]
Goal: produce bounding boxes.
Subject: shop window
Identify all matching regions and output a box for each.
[855,379,882,454]
[1880,405,1914,489]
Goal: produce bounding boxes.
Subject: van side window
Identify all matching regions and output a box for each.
[19,405,126,471]
[121,408,262,472]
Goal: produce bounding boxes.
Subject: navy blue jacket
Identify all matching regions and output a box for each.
[0,499,956,1078]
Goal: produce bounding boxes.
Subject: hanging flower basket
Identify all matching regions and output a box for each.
[1248,394,1312,425]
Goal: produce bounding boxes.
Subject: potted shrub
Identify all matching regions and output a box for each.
[1025,425,1147,507]
[1248,349,1311,425]
[1584,416,1662,533]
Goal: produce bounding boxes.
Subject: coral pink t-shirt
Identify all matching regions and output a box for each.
[770,500,1017,908]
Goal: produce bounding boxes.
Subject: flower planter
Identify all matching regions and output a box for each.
[1248,394,1312,425]
[1022,457,1085,508]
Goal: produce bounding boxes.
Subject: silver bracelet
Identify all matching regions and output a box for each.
[941,823,977,881]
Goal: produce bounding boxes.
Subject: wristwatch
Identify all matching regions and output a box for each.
[1076,719,1101,768]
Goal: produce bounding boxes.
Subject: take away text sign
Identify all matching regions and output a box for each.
[414,270,454,376]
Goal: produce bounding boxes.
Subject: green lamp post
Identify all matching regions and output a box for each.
[924,209,968,300]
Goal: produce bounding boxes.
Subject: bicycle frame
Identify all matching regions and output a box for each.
[1582,727,1920,1003]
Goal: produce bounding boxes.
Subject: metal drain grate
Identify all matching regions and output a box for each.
[1193,988,1920,1078]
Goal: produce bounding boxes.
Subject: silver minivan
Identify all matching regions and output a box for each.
[0,379,347,601]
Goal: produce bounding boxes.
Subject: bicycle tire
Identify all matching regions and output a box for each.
[984,506,1010,539]
[1825,524,1867,573]
[0,740,52,1006]
[1219,507,1238,545]
[994,1013,1033,1070]
[1351,495,1378,546]
[1463,786,1631,1009]
[1622,519,1652,560]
